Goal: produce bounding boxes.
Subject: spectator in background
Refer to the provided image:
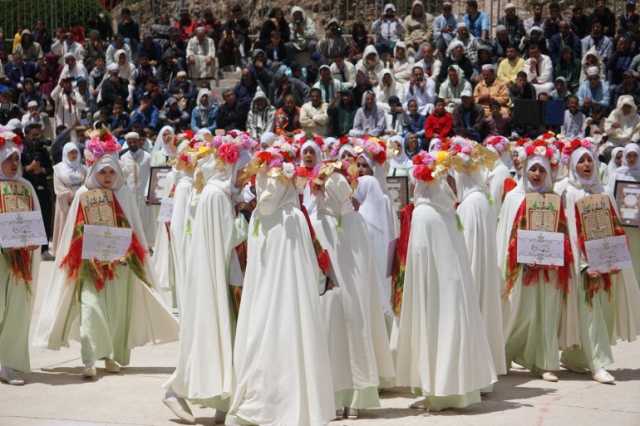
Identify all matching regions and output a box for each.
[403,0,433,44]
[51,30,85,64]
[258,7,290,49]
[561,95,585,138]
[328,89,358,137]
[581,22,613,65]
[463,0,490,41]
[404,98,425,142]
[51,75,86,141]
[453,89,485,141]
[246,88,275,140]
[570,5,591,38]
[130,92,160,132]
[225,4,251,65]
[524,3,544,34]
[5,53,38,89]
[315,65,350,104]
[118,8,140,52]
[486,99,512,136]
[509,71,537,102]
[190,88,218,133]
[404,66,436,115]
[578,66,610,109]
[110,101,131,140]
[497,45,525,86]
[17,78,42,111]
[105,34,132,66]
[60,53,88,83]
[353,90,386,136]
[269,71,309,109]
[611,70,640,108]
[590,0,616,37]
[524,43,554,96]
[216,89,247,131]
[438,41,474,86]
[234,69,258,113]
[492,25,511,59]
[474,64,509,117]
[21,100,45,129]
[32,20,52,53]
[607,36,634,88]
[13,29,43,62]
[287,7,318,62]
[186,27,217,88]
[618,0,639,37]
[138,35,162,66]
[498,3,526,47]
[318,19,349,64]
[371,4,405,57]
[554,47,581,93]
[175,7,197,41]
[0,91,21,123]
[439,64,471,113]
[432,1,457,54]
[551,76,571,101]
[543,2,562,40]
[349,21,369,62]
[548,21,581,65]
[424,98,452,141]
[83,30,107,71]
[300,88,329,135]
[454,22,479,65]
[159,97,189,131]
[275,93,302,135]
[98,63,130,111]
[605,95,640,145]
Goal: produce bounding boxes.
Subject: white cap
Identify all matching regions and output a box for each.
[461,88,473,97]
[384,3,396,12]
[505,2,516,9]
[125,132,140,140]
[481,64,496,72]
[27,100,38,108]
[457,22,467,29]
[107,63,119,73]
[177,70,187,77]
[6,118,22,131]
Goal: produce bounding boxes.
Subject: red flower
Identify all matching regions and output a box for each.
[0,136,5,149]
[374,150,386,164]
[295,166,310,178]
[178,153,189,164]
[413,164,433,182]
[282,151,293,162]
[317,249,330,274]
[256,151,272,164]
[339,135,349,145]
[218,143,240,164]
[182,130,194,140]
[313,135,324,148]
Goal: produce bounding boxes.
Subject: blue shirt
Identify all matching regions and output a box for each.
[464,12,490,39]
[576,80,610,108]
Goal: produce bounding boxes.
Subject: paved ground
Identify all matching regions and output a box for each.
[1,261,640,426]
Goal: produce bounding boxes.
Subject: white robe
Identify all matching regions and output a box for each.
[226,173,335,426]
[35,184,178,352]
[487,156,513,217]
[395,179,496,407]
[164,162,243,409]
[455,170,507,376]
[120,150,156,246]
[169,173,194,314]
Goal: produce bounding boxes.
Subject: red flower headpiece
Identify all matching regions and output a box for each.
[561,138,594,164]
[0,132,23,150]
[524,139,554,160]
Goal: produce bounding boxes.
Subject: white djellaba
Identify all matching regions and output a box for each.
[163,143,252,424]
[52,142,86,253]
[395,151,496,411]
[485,135,515,216]
[35,152,178,377]
[0,132,42,386]
[451,141,507,380]
[311,166,387,418]
[225,152,335,426]
[560,145,640,384]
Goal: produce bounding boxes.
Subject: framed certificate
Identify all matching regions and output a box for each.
[516,229,565,266]
[387,176,410,214]
[147,166,172,205]
[585,235,633,273]
[614,180,640,227]
[81,225,132,261]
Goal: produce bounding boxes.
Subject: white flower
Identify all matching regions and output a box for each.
[282,162,295,178]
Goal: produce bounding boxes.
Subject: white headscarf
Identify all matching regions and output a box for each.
[413,176,457,212]
[59,142,85,186]
[354,175,390,233]
[339,144,356,160]
[0,137,22,181]
[388,135,410,170]
[568,147,602,193]
[616,143,640,181]
[152,126,176,158]
[523,155,553,193]
[85,154,125,190]
[357,151,389,194]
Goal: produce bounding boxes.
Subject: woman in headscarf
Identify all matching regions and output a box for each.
[374,69,405,110]
[353,91,387,137]
[310,162,394,419]
[579,47,605,83]
[608,143,640,283]
[150,126,176,167]
[52,142,87,253]
[163,136,254,424]
[604,95,640,146]
[496,139,573,382]
[355,45,384,87]
[395,149,496,410]
[438,64,472,113]
[36,130,178,379]
[246,88,275,140]
[390,42,414,84]
[226,141,336,426]
[451,139,507,385]
[387,135,411,176]
[402,0,433,44]
[601,146,624,186]
[114,49,136,84]
[559,140,640,384]
[0,131,42,386]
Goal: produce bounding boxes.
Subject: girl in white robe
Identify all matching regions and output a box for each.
[496,143,573,382]
[151,126,176,167]
[163,142,253,424]
[52,142,86,253]
[395,150,496,410]
[0,132,42,386]
[452,141,507,379]
[559,143,640,384]
[608,144,640,284]
[601,146,623,187]
[485,135,516,216]
[311,164,392,419]
[35,136,178,379]
[225,144,335,426]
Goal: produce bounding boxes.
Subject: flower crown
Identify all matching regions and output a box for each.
[0,131,23,151]
[524,139,554,161]
[307,159,359,192]
[353,137,387,165]
[85,129,120,166]
[242,140,302,181]
[484,135,510,155]
[412,150,450,182]
[561,138,594,165]
[450,137,498,172]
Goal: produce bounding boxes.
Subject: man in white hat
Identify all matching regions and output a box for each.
[51,73,86,143]
[21,100,45,129]
[186,26,217,88]
[120,131,156,246]
[371,3,405,57]
[497,2,526,46]
[59,52,88,83]
[577,65,610,109]
[453,21,479,64]
[474,64,509,117]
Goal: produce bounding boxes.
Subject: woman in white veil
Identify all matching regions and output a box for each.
[52,142,86,253]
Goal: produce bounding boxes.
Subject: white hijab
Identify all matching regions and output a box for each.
[388,135,410,171]
[414,176,457,212]
[0,139,22,181]
[568,147,603,194]
[152,125,176,159]
[523,155,553,193]
[606,147,624,181]
[85,154,125,191]
[616,143,640,181]
[58,142,85,186]
[354,175,389,233]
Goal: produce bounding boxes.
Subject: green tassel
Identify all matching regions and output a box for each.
[456,213,464,231]
[487,193,494,205]
[253,218,260,237]
[337,216,342,230]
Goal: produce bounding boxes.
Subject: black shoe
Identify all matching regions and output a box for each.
[41,252,55,261]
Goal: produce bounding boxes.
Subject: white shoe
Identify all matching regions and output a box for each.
[0,367,25,385]
[347,407,359,419]
[593,368,615,384]
[213,409,226,424]
[163,395,195,424]
[82,366,97,379]
[409,399,426,409]
[104,359,121,373]
[541,371,559,382]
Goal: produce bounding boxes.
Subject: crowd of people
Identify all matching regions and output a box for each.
[1,2,640,426]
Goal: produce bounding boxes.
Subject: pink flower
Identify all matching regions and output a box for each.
[218,143,240,164]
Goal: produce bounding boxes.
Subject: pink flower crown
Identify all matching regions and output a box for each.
[484,135,510,155]
[84,130,120,166]
[412,150,450,182]
[354,137,387,165]
[561,138,594,165]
